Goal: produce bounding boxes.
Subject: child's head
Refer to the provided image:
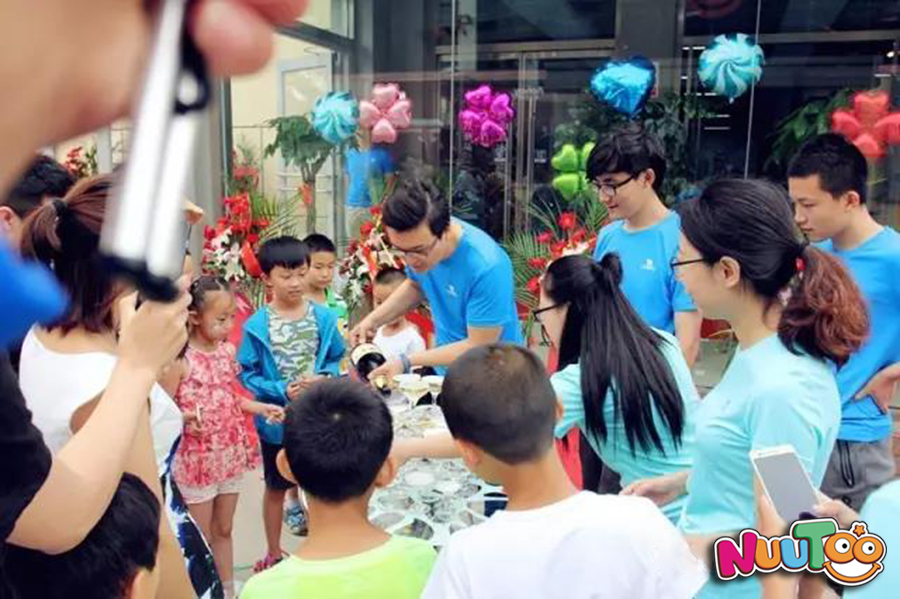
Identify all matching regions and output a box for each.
[5,473,161,599]
[188,275,235,344]
[303,233,338,293]
[440,343,560,480]
[259,236,310,305]
[787,133,869,243]
[373,268,407,319]
[277,378,395,505]
[586,122,666,222]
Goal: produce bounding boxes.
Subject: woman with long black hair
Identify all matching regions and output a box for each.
[535,253,699,522]
[625,179,868,599]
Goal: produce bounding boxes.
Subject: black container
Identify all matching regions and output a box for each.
[350,343,391,396]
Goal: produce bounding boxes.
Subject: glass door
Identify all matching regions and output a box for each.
[440,56,520,240]
[517,54,609,233]
[278,52,336,237]
[441,48,611,239]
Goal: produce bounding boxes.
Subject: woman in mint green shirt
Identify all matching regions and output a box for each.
[535,254,699,523]
[628,180,867,599]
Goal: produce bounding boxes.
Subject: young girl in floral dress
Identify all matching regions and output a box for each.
[173,276,284,599]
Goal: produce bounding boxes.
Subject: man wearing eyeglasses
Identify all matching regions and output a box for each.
[350,178,523,380]
[588,123,701,368]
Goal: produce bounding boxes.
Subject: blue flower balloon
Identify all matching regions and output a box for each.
[590,56,656,117]
[698,33,765,101]
[312,91,359,145]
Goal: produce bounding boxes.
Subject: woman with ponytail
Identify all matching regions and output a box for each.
[17,176,223,599]
[535,254,699,523]
[626,179,868,599]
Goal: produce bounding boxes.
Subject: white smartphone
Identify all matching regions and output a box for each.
[750,445,819,523]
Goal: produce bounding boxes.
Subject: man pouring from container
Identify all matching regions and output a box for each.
[350,178,523,379]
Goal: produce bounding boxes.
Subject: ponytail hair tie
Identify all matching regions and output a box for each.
[795,241,809,274]
[52,198,68,217]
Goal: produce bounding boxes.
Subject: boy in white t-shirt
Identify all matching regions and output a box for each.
[418,344,707,599]
[372,268,426,359]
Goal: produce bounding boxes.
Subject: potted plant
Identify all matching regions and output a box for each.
[264,115,334,233]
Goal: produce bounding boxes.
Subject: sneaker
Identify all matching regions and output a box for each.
[253,552,284,573]
[285,504,308,536]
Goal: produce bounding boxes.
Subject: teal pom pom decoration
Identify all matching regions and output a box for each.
[312,92,359,144]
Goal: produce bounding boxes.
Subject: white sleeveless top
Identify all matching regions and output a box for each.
[18,328,183,476]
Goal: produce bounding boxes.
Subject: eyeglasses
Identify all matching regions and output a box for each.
[393,236,440,259]
[594,175,635,198]
[532,303,564,345]
[670,258,707,269]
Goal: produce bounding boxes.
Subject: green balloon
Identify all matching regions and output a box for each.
[551,144,579,173]
[552,142,597,200]
[552,173,584,201]
[579,142,596,172]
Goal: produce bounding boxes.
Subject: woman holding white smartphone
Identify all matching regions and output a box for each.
[621,179,867,599]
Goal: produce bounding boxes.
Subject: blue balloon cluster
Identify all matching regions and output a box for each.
[698,33,765,101]
[589,56,656,117]
[312,92,359,145]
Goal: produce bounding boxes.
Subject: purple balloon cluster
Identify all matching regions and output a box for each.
[458,85,515,148]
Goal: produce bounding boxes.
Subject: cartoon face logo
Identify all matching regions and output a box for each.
[822,522,885,586]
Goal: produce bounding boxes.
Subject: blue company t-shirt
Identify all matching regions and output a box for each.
[679,335,841,599]
[551,329,699,523]
[845,480,900,599]
[345,147,395,208]
[817,228,900,442]
[592,212,696,334]
[406,220,523,352]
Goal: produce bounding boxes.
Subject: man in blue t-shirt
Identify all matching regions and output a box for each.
[344,129,396,242]
[789,133,899,511]
[350,178,522,379]
[588,123,701,367]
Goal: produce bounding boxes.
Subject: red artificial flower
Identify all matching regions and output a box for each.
[527,257,548,271]
[247,233,260,245]
[558,212,577,231]
[369,204,383,216]
[526,276,542,296]
[571,228,587,244]
[550,241,567,258]
[203,225,217,241]
[536,231,554,245]
[360,221,376,237]
[347,240,359,253]
[233,166,259,181]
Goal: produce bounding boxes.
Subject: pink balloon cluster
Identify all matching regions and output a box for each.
[459,85,515,148]
[359,83,412,144]
[832,90,900,160]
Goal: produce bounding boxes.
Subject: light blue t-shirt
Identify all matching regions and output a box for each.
[406,220,523,354]
[551,329,699,523]
[592,212,696,334]
[817,228,900,442]
[345,147,395,208]
[845,480,900,598]
[680,335,841,599]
